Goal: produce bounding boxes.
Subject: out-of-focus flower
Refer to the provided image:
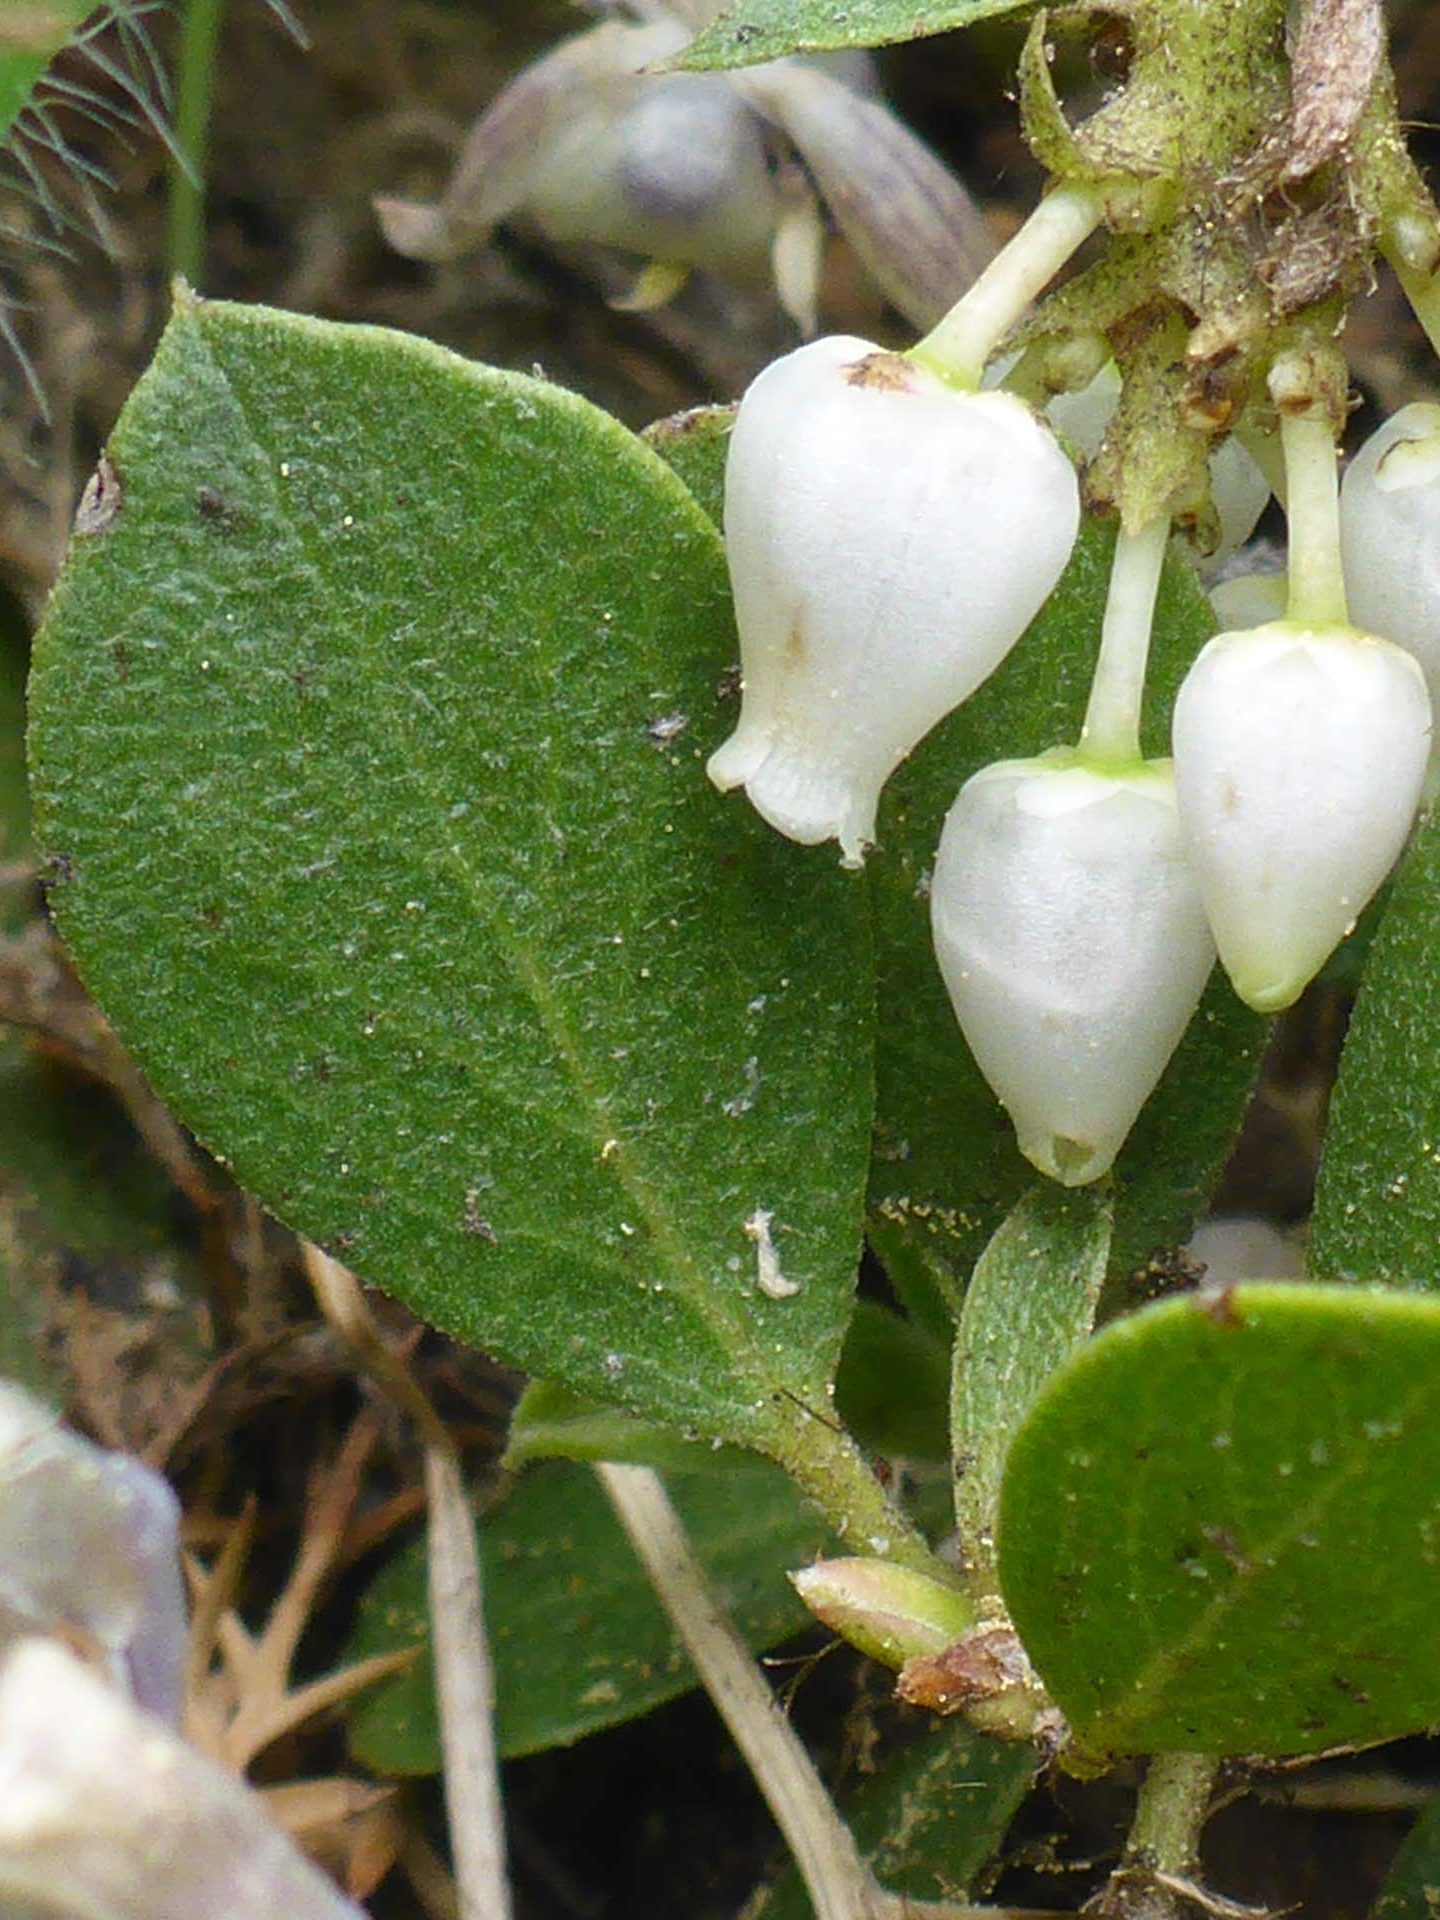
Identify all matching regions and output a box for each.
[0,1638,366,1920]
[709,335,1080,864]
[1172,620,1432,1011]
[0,1378,186,1724]
[374,11,991,333]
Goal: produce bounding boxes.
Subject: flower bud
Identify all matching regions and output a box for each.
[930,753,1214,1185]
[1340,402,1440,717]
[1172,621,1432,1011]
[710,337,1080,864]
[790,1557,976,1670]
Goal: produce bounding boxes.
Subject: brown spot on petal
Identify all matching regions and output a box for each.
[846,351,915,393]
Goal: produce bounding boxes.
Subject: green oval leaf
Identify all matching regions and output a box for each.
[28,295,874,1456]
[347,1458,831,1769]
[999,1282,1440,1757]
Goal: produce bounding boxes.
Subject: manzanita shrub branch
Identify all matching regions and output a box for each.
[23,0,1440,1911]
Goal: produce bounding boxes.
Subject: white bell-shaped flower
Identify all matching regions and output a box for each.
[1340,402,1440,716]
[1172,621,1432,1012]
[930,752,1215,1185]
[709,336,1080,864]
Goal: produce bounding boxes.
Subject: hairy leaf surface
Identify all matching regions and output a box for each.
[1313,796,1440,1289]
[1001,1283,1440,1756]
[29,296,874,1456]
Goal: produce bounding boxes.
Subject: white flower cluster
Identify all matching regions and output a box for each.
[708,314,1434,1185]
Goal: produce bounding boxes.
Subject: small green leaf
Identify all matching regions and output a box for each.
[953,1184,1110,1601]
[347,1459,831,1769]
[755,1722,1035,1916]
[680,0,1037,70]
[28,296,875,1459]
[1373,1791,1440,1920]
[1312,799,1440,1289]
[793,1556,976,1666]
[999,1282,1440,1757]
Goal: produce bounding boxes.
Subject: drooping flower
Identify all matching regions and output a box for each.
[709,335,1081,864]
[930,751,1215,1185]
[374,15,990,334]
[1171,620,1432,1012]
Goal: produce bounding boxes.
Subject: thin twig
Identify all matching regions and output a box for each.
[595,1460,887,1920]
[1148,1874,1276,1920]
[303,1246,512,1920]
[426,1446,513,1920]
[302,1244,449,1451]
